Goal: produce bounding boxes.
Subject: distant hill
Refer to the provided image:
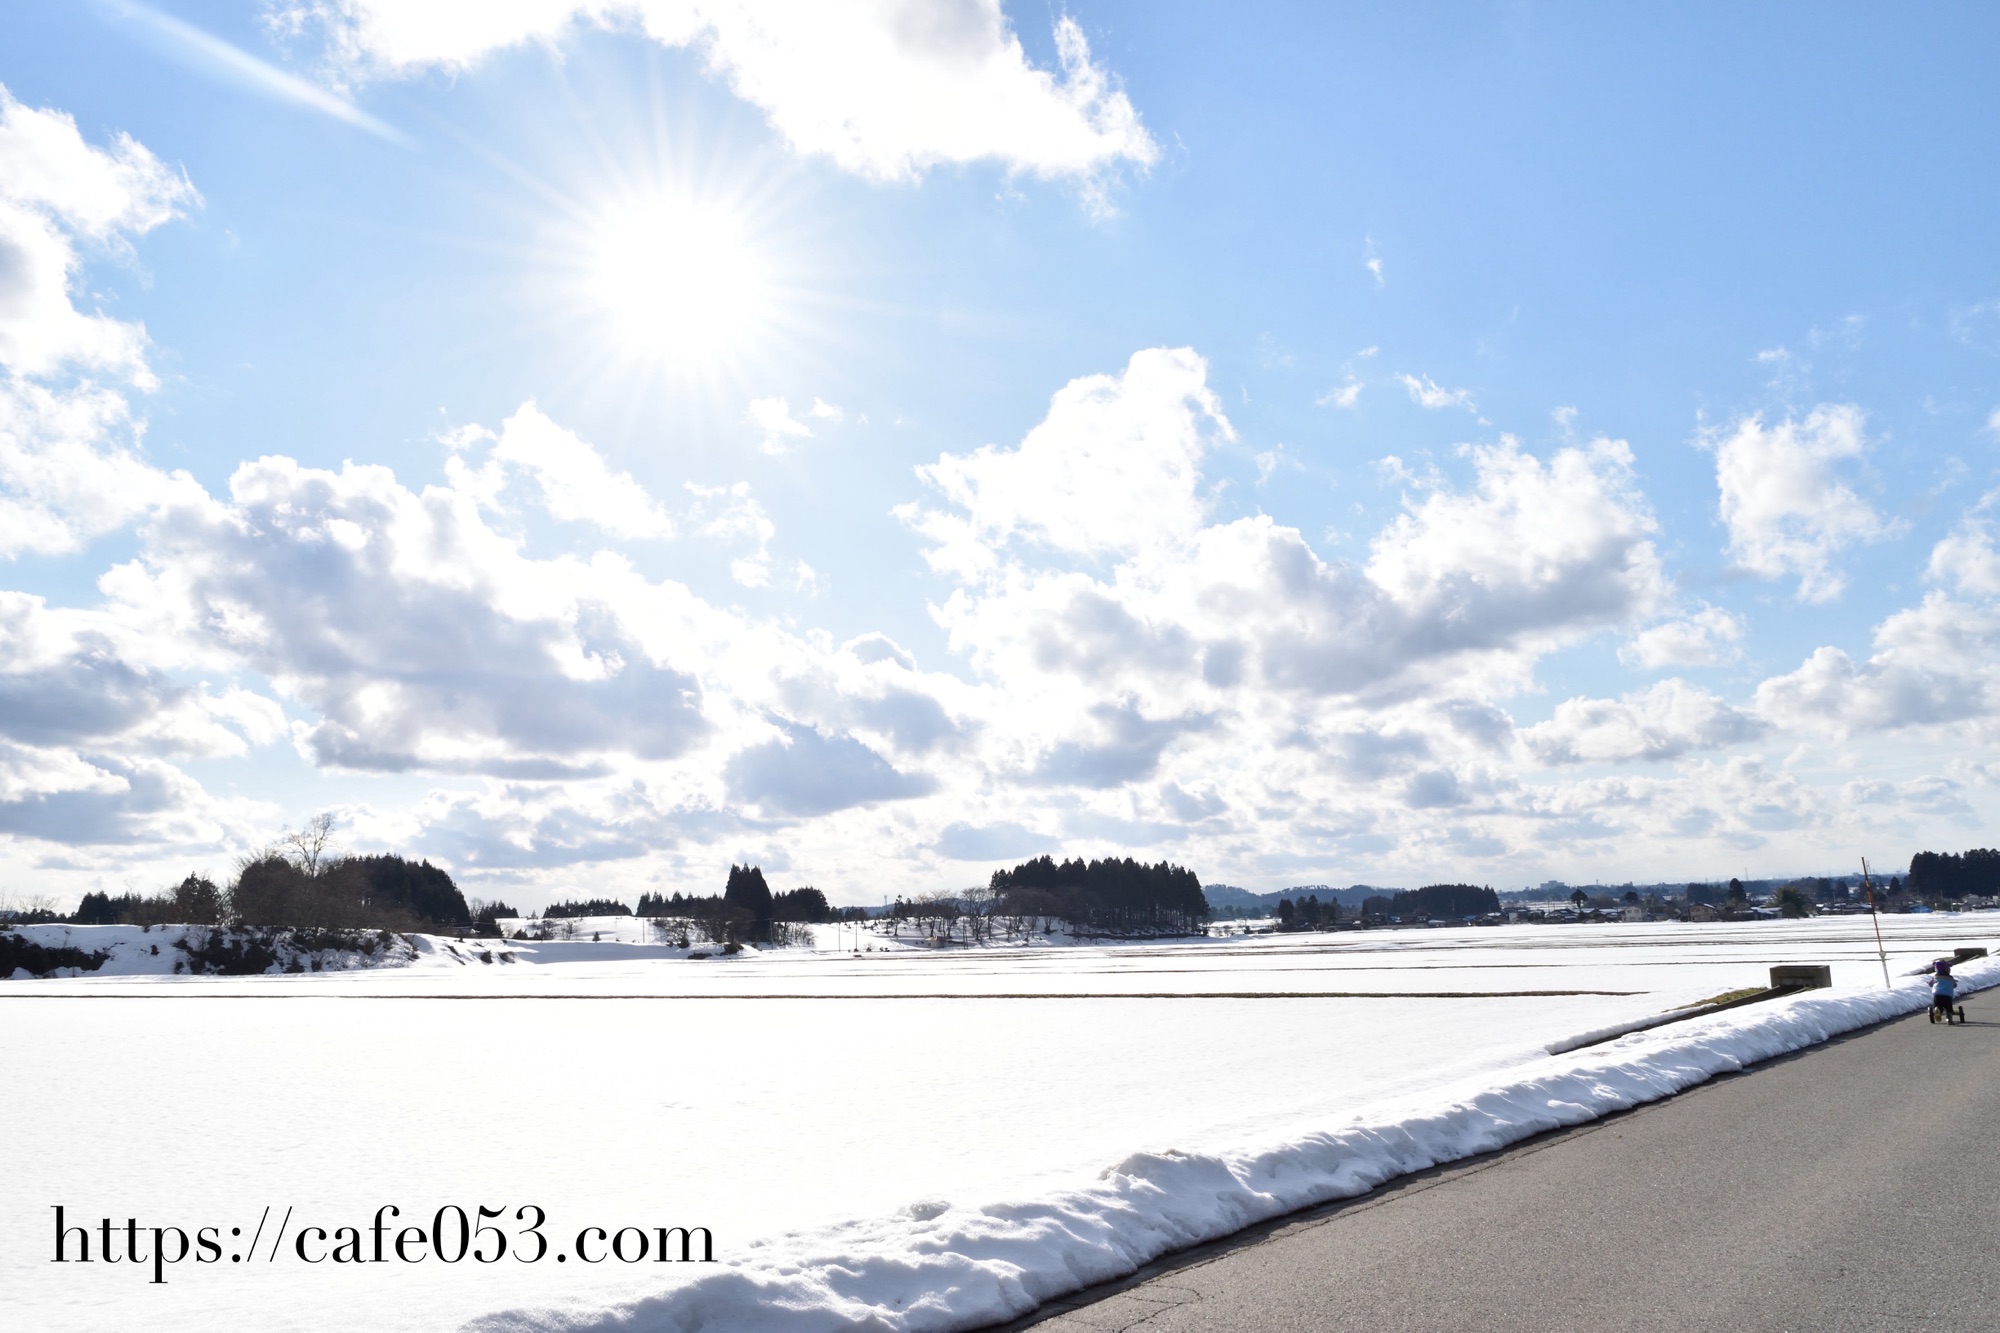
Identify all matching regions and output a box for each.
[1204,884,1388,914]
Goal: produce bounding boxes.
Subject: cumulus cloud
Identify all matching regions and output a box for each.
[934,819,1052,861]
[1619,606,1746,669]
[723,719,935,816]
[1925,505,2000,598]
[286,1,1157,190]
[1746,496,2000,743]
[1026,702,1213,788]
[121,454,717,776]
[902,346,1231,573]
[0,591,285,759]
[449,401,674,539]
[0,85,197,381]
[490,404,673,538]
[1524,679,1763,765]
[18,296,1974,896]
[0,745,233,846]
[887,348,1673,880]
[0,378,198,557]
[1752,593,1998,737]
[0,382,995,877]
[1711,405,1880,602]
[0,89,203,557]
[912,355,1664,724]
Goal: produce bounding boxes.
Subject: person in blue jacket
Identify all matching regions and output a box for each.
[1931,966,1962,1024]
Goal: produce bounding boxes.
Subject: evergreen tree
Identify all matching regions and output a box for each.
[771,886,832,921]
[987,856,1207,934]
[724,864,774,939]
[171,874,224,925]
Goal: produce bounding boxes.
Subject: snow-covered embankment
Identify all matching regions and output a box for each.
[467,957,1998,1333]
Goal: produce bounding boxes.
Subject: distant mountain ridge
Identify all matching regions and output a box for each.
[1203,884,1384,912]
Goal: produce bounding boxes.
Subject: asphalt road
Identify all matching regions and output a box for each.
[1008,1004,2000,1333]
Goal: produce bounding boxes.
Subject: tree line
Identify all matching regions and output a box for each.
[1357,884,1501,923]
[66,816,476,933]
[1908,848,2000,902]
[72,854,473,933]
[615,867,849,946]
[982,855,1208,935]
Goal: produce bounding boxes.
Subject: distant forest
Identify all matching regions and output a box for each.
[1908,848,2000,901]
[985,855,1207,935]
[1359,884,1502,922]
[542,898,635,918]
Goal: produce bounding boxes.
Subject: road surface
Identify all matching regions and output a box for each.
[1007,1006,2000,1332]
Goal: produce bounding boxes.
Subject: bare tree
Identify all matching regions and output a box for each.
[960,885,997,945]
[281,813,340,878]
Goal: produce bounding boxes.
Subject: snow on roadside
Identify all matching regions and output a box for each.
[463,956,2000,1333]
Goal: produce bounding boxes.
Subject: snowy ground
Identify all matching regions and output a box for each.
[7,914,1995,1332]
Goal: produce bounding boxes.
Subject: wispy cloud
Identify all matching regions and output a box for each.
[97,0,410,146]
[748,396,816,454]
[1396,373,1475,411]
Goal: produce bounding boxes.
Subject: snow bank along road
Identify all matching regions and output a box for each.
[6,916,1996,1331]
[1014,999,2000,1333]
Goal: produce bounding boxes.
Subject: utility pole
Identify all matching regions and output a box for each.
[1862,857,1892,990]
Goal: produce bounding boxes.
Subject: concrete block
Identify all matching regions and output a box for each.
[1770,964,1832,990]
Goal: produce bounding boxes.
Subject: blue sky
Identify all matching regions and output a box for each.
[3,1,1998,908]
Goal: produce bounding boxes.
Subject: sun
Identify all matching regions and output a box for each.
[582,193,774,374]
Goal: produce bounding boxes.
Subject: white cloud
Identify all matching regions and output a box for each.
[1926,504,2000,598]
[1365,436,1664,640]
[0,86,197,382]
[1316,380,1362,409]
[902,346,1230,574]
[748,395,813,453]
[1711,404,1880,602]
[1619,606,1746,669]
[808,397,843,421]
[1396,373,1474,411]
[906,353,1666,811]
[17,283,1990,898]
[0,591,284,759]
[122,455,720,776]
[0,378,199,557]
[0,89,205,557]
[1753,591,2000,737]
[288,1,1157,188]
[1524,679,1763,765]
[455,401,674,539]
[724,719,935,815]
[686,479,791,588]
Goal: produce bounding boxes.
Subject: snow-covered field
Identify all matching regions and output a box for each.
[7,915,1995,1332]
